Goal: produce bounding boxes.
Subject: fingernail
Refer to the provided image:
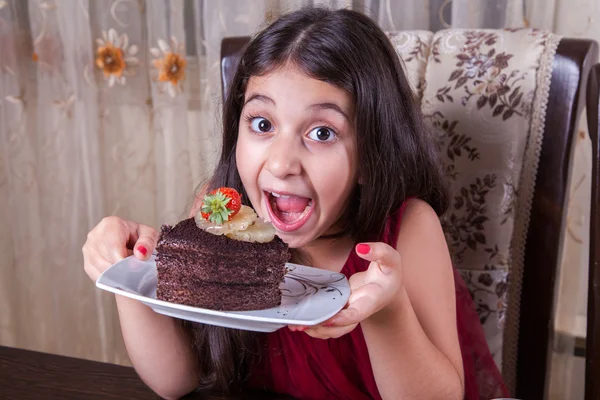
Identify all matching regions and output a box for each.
[356,243,370,255]
[137,245,147,256]
[298,327,307,332]
[323,322,333,327]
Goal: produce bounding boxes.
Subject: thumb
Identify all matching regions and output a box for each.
[128,222,158,260]
[355,242,401,275]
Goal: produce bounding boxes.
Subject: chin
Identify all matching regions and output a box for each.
[274,231,313,249]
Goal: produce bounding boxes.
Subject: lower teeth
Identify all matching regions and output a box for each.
[272,201,312,223]
[299,204,311,218]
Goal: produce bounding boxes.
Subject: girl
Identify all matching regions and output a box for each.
[83,7,507,400]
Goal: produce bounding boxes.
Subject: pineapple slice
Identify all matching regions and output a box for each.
[226,218,276,243]
[195,205,257,235]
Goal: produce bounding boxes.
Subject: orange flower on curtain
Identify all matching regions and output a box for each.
[150,37,187,97]
[95,28,139,87]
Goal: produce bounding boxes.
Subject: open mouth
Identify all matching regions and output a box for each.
[264,191,314,232]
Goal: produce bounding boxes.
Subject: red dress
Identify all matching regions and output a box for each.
[249,203,508,399]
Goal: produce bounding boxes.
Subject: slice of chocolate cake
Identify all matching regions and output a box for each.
[155,188,289,311]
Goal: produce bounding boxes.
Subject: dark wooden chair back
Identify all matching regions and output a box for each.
[518,38,598,399]
[586,63,600,400]
[220,35,600,400]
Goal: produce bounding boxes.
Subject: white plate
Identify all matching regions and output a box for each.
[96,254,350,332]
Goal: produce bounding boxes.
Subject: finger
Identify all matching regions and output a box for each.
[83,248,114,282]
[348,270,366,290]
[92,217,130,262]
[355,242,402,275]
[97,243,133,270]
[303,324,357,339]
[325,307,362,327]
[124,221,140,249]
[103,241,132,263]
[325,291,379,327]
[129,222,157,260]
[288,325,308,332]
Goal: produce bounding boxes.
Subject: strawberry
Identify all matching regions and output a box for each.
[200,187,242,224]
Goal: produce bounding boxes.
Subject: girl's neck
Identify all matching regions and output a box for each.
[293,234,355,273]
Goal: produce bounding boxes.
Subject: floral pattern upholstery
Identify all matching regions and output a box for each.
[387,28,561,392]
[386,31,433,100]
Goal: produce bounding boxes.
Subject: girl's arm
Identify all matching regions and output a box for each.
[362,199,463,399]
[116,296,200,400]
[301,199,464,399]
[83,217,200,400]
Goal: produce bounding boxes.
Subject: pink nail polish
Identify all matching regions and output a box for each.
[356,243,370,255]
[137,245,147,256]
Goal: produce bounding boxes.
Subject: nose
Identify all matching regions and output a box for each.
[265,132,302,179]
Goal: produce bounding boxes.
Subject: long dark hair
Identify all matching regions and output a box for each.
[188,7,449,394]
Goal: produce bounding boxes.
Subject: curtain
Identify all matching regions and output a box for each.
[0,0,274,365]
[0,2,592,397]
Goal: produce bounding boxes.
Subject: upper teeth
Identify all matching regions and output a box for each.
[271,192,291,198]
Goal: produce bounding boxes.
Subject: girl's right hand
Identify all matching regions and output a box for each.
[82,216,158,282]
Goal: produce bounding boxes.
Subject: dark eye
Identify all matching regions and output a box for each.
[307,126,336,142]
[250,117,273,133]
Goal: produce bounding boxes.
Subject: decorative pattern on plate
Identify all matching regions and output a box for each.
[282,264,346,298]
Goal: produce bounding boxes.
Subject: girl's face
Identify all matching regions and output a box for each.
[236,64,358,248]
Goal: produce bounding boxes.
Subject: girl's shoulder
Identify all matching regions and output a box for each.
[400,197,439,225]
[384,197,440,248]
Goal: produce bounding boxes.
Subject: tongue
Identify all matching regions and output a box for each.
[275,196,310,213]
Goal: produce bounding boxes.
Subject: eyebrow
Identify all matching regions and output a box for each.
[244,93,351,122]
[307,103,351,123]
[244,93,274,107]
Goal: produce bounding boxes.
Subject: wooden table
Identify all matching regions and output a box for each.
[0,346,292,399]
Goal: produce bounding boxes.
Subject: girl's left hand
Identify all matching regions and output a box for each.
[289,242,403,339]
